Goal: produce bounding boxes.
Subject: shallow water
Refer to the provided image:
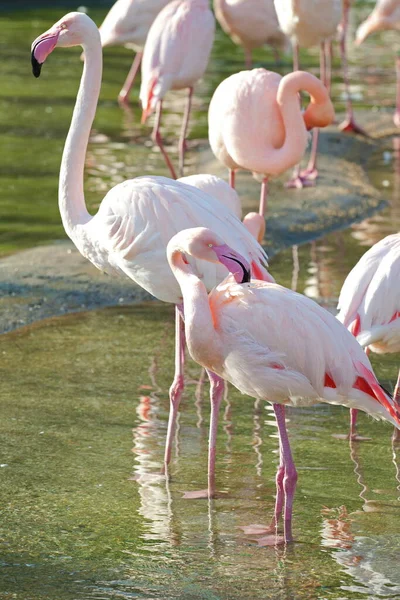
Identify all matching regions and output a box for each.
[1,1,400,599]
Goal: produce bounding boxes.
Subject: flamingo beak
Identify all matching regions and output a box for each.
[31,28,61,78]
[213,244,251,284]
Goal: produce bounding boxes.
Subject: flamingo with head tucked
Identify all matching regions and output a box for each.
[30,11,271,499]
[337,232,400,441]
[140,0,215,178]
[98,0,172,104]
[274,0,342,188]
[208,68,334,235]
[167,226,400,543]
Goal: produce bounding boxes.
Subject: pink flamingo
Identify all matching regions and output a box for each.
[337,232,400,441]
[208,68,334,223]
[167,226,400,543]
[213,0,288,68]
[98,0,172,104]
[338,0,367,135]
[30,11,270,498]
[355,0,400,128]
[274,0,342,188]
[140,0,215,178]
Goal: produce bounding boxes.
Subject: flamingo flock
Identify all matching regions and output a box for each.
[29,0,400,546]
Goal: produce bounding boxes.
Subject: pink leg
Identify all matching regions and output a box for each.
[163,305,185,467]
[118,52,143,105]
[392,369,400,441]
[178,87,193,177]
[338,1,368,136]
[259,177,269,217]
[273,404,297,542]
[245,48,252,69]
[271,447,285,529]
[394,56,400,128]
[206,370,225,498]
[229,169,236,189]
[293,42,299,72]
[152,100,177,180]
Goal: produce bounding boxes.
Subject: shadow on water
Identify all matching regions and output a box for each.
[1,2,400,599]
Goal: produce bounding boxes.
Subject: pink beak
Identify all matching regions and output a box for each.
[213,244,251,284]
[31,29,61,77]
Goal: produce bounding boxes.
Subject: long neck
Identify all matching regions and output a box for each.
[170,252,222,369]
[58,32,102,240]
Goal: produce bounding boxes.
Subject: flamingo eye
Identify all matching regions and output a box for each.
[208,243,213,248]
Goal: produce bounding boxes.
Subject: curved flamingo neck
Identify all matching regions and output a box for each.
[58,28,102,242]
[279,71,333,130]
[169,249,222,369]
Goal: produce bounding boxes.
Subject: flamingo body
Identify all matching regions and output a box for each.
[140,0,215,116]
[178,174,242,218]
[337,233,400,355]
[84,176,265,304]
[208,68,333,179]
[214,0,287,54]
[274,0,342,47]
[99,0,171,50]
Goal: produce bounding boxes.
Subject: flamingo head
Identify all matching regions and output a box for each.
[303,91,335,131]
[168,228,251,284]
[31,12,99,77]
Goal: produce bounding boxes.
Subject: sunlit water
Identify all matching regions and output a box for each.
[1,1,400,599]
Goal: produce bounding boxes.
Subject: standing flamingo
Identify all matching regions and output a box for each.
[140,0,215,178]
[213,0,288,68]
[274,0,342,188]
[337,232,400,441]
[338,0,367,135]
[98,0,172,104]
[167,226,400,543]
[31,11,271,498]
[355,0,400,128]
[208,68,334,227]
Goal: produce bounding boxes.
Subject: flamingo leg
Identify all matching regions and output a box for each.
[394,56,400,128]
[206,370,225,498]
[271,445,285,529]
[152,100,177,179]
[273,404,297,543]
[229,169,236,189]
[163,305,185,467]
[118,51,143,105]
[392,369,400,442]
[178,87,193,177]
[245,48,252,69]
[338,0,368,135]
[259,177,269,217]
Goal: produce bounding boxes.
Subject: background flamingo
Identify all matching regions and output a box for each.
[355,0,400,127]
[140,0,215,178]
[98,0,171,104]
[213,0,288,68]
[30,11,271,499]
[274,0,342,187]
[167,226,400,543]
[337,232,400,440]
[208,68,334,234]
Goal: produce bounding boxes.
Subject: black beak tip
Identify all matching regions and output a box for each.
[31,52,42,78]
[243,268,251,284]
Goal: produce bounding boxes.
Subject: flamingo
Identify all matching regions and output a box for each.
[337,232,400,441]
[98,0,172,104]
[208,68,334,224]
[213,0,288,68]
[140,0,215,179]
[167,226,400,543]
[30,11,272,498]
[355,0,400,128]
[274,0,342,188]
[338,0,367,135]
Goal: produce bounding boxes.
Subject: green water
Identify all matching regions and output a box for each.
[1,2,400,599]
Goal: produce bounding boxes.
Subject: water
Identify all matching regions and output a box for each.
[1,1,400,599]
